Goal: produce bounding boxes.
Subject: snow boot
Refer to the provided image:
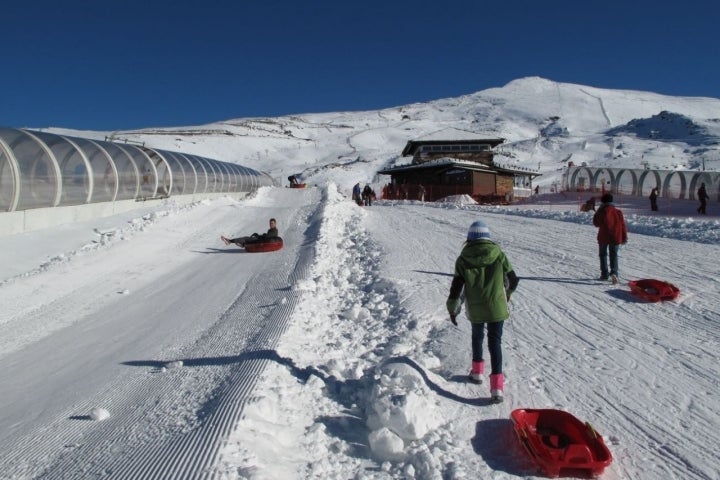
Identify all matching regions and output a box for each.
[610,274,619,285]
[468,360,484,384]
[490,373,504,404]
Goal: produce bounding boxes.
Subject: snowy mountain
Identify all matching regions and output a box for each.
[44,76,720,189]
[4,77,719,479]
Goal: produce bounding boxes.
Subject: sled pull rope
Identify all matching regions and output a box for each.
[508,304,539,407]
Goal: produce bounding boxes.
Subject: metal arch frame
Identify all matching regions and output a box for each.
[235,165,249,191]
[688,172,713,201]
[112,143,142,200]
[227,163,246,190]
[88,138,124,202]
[614,169,638,196]
[203,158,223,192]
[156,150,187,196]
[183,154,209,194]
[175,152,199,195]
[661,172,688,200]
[58,135,95,204]
[214,161,232,192]
[0,136,21,212]
[126,145,160,198]
[194,156,216,193]
[637,170,662,196]
[21,129,63,207]
[568,166,594,191]
[591,168,616,192]
[142,147,174,197]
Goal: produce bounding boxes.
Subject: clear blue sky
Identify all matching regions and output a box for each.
[2,0,717,131]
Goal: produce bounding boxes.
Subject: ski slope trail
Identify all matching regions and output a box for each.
[366,202,720,479]
[0,187,321,479]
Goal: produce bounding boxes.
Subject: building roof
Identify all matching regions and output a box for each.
[401,128,505,156]
[378,157,540,177]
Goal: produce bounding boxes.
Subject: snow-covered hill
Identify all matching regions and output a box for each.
[43,77,720,191]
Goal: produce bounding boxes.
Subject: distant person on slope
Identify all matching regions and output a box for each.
[221,218,278,247]
[649,187,659,211]
[593,193,627,284]
[362,184,374,206]
[288,174,302,186]
[697,182,709,214]
[446,220,519,404]
[352,182,362,205]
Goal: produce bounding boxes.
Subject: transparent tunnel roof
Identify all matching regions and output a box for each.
[0,127,273,212]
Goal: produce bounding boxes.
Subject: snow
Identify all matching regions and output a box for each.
[2,78,720,479]
[1,187,718,479]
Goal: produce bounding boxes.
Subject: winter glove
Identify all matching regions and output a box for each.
[446,298,461,326]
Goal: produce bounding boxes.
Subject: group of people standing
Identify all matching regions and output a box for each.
[649,183,710,214]
[352,182,376,206]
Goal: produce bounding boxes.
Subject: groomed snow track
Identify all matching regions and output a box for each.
[0,187,322,479]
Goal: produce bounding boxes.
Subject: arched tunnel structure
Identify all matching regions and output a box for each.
[0,127,275,234]
[565,165,719,201]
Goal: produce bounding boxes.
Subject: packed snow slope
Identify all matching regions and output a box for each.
[1,186,718,479]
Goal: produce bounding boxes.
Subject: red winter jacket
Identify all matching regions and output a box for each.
[593,203,628,245]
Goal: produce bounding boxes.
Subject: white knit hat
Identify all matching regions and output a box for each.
[467,220,490,240]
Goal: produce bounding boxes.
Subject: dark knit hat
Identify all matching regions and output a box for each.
[601,193,613,203]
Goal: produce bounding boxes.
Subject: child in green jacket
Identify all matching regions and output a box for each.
[447,220,519,403]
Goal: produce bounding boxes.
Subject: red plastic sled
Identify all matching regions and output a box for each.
[243,237,283,253]
[290,183,307,189]
[511,408,613,478]
[628,279,679,302]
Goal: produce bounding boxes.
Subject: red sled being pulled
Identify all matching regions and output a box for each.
[511,408,613,478]
[628,279,679,302]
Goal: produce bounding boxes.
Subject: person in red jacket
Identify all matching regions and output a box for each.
[593,193,628,284]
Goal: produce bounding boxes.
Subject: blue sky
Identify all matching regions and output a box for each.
[2,0,717,131]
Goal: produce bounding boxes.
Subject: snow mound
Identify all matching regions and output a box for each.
[438,194,478,205]
[366,361,443,445]
[89,407,110,421]
[369,427,405,461]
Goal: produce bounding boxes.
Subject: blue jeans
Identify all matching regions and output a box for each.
[599,243,620,278]
[471,322,504,374]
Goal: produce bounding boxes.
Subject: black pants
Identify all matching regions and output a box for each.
[472,322,504,374]
[698,200,707,214]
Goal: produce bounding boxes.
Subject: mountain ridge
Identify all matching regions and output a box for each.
[43,77,720,188]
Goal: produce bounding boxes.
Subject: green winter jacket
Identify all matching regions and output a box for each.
[446,239,518,323]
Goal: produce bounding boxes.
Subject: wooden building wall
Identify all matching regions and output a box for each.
[495,175,514,196]
[472,171,496,195]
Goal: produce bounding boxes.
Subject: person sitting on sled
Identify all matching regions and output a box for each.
[446,219,519,404]
[581,196,596,212]
[221,218,278,247]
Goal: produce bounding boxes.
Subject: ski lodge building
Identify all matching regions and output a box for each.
[378,128,540,203]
